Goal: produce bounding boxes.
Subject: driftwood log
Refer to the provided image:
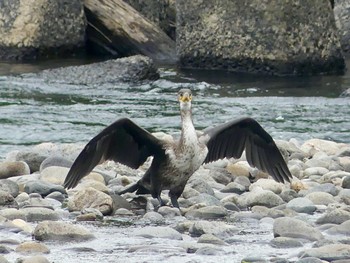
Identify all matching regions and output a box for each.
[84,0,176,63]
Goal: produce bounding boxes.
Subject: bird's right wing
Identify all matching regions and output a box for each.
[63,118,164,189]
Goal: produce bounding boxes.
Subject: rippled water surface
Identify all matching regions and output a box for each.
[0,60,350,159]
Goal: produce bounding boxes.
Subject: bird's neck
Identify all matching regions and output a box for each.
[180,109,197,143]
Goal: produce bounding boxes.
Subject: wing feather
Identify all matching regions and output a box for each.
[64,118,164,189]
[202,117,292,183]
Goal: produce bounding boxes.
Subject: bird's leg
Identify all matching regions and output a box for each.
[169,191,180,209]
[157,195,166,207]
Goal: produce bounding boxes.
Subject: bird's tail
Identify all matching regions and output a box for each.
[118,182,150,195]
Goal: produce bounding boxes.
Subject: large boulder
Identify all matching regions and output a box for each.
[176,0,345,76]
[334,0,350,53]
[0,0,86,60]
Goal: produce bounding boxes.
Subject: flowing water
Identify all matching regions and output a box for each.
[0,59,350,160]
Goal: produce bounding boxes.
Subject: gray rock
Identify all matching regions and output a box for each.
[0,161,30,179]
[176,0,344,76]
[305,192,335,205]
[296,257,324,263]
[300,244,350,261]
[45,191,65,203]
[320,171,350,183]
[0,255,9,263]
[240,256,268,263]
[185,205,228,219]
[67,187,114,215]
[132,226,182,240]
[15,241,50,254]
[0,190,14,206]
[142,211,164,224]
[220,182,246,194]
[197,233,227,246]
[185,193,221,207]
[188,177,215,196]
[234,175,251,190]
[273,217,324,241]
[39,156,73,171]
[335,0,350,53]
[39,166,70,185]
[38,55,159,85]
[34,221,94,241]
[250,179,284,194]
[189,220,238,239]
[243,189,285,208]
[286,197,317,214]
[21,207,60,222]
[0,208,26,221]
[0,179,19,198]
[157,206,181,218]
[303,167,329,177]
[307,183,339,196]
[24,180,66,196]
[270,237,304,248]
[16,255,50,263]
[109,193,131,212]
[251,206,285,219]
[279,189,299,203]
[0,0,85,60]
[8,152,47,173]
[327,219,350,235]
[342,175,350,189]
[316,208,350,224]
[195,246,224,255]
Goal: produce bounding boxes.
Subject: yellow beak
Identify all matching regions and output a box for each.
[180,94,191,102]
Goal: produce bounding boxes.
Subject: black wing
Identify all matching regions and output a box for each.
[64,118,165,189]
[202,117,292,183]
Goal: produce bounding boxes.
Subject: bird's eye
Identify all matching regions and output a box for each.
[179,92,183,97]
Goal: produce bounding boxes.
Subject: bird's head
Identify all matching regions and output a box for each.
[178,88,192,112]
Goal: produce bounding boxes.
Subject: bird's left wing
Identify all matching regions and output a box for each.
[202,117,292,183]
[64,118,165,189]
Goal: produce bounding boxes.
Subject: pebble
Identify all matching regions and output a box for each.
[197,233,227,245]
[300,244,350,261]
[342,175,350,188]
[0,179,20,197]
[7,151,47,173]
[305,192,335,205]
[316,208,350,224]
[249,178,284,194]
[15,241,50,254]
[132,226,183,240]
[286,197,317,214]
[33,221,95,241]
[0,161,30,179]
[24,180,66,196]
[189,220,238,239]
[273,217,324,241]
[15,255,50,263]
[39,166,69,185]
[270,237,304,248]
[39,156,73,171]
[67,187,114,215]
[242,188,285,208]
[185,205,228,219]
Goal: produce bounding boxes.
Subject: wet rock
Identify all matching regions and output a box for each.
[185,193,221,207]
[251,206,286,219]
[157,206,181,218]
[15,241,50,254]
[326,219,350,235]
[189,220,238,239]
[45,191,65,203]
[300,244,350,261]
[296,258,324,263]
[34,221,94,241]
[241,256,268,263]
[0,245,11,254]
[273,217,324,241]
[242,188,285,208]
[76,213,99,222]
[21,207,60,222]
[286,197,317,214]
[316,208,350,224]
[39,166,69,185]
[142,211,164,224]
[127,244,185,253]
[39,156,73,171]
[0,161,30,179]
[132,226,182,240]
[0,208,26,221]
[307,183,339,196]
[0,179,20,198]
[220,182,246,194]
[39,55,159,85]
[15,255,50,263]
[24,180,66,196]
[67,187,114,215]
[279,189,299,203]
[195,246,224,255]
[305,192,335,205]
[0,190,14,206]
[185,205,228,219]
[12,219,33,233]
[197,233,227,246]
[270,236,304,248]
[342,175,350,189]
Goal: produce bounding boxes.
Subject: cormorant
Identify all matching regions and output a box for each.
[64,88,292,208]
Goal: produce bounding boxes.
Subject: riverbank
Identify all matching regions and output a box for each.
[0,136,349,262]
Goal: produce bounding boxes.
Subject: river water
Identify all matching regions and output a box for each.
[0,59,349,160]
